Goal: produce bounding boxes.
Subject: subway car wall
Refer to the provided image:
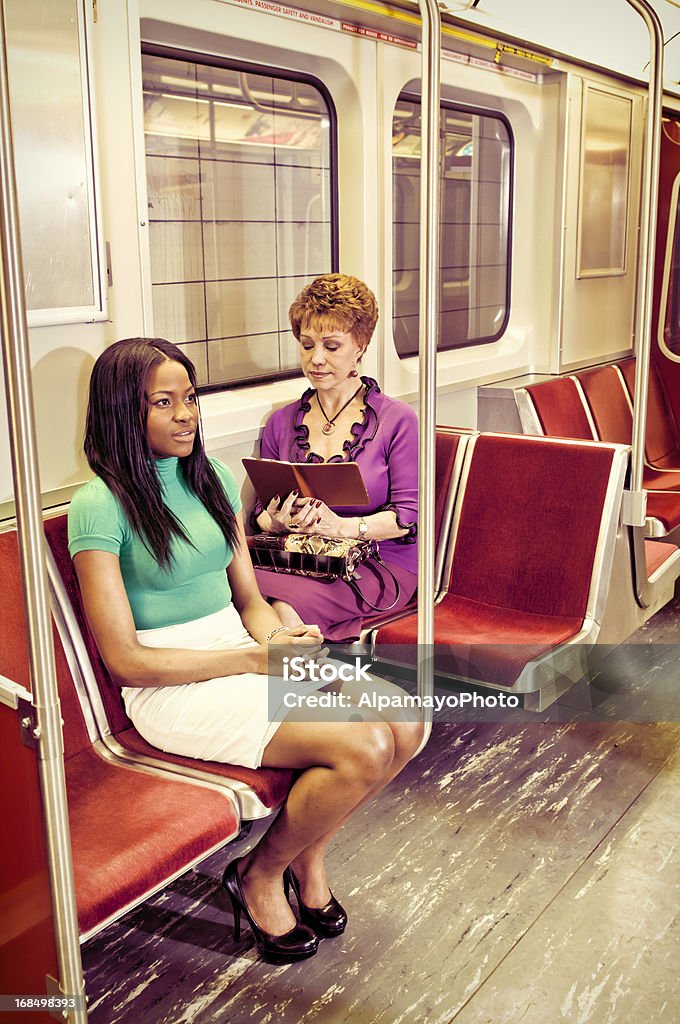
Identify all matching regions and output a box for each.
[1,0,679,514]
[2,3,680,1024]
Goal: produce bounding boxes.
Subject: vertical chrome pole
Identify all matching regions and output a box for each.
[416,0,441,746]
[624,0,663,523]
[0,4,86,1020]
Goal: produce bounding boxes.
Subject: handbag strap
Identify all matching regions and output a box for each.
[347,552,401,612]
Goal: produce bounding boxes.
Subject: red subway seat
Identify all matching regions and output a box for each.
[577,365,632,445]
[372,434,624,694]
[618,357,680,470]
[0,530,240,938]
[525,377,595,440]
[44,515,294,816]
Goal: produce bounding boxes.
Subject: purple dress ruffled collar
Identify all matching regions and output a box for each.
[290,376,381,463]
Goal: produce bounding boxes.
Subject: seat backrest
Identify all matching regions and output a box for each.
[0,530,93,759]
[434,430,460,538]
[524,377,596,440]
[617,356,636,398]
[434,426,470,541]
[353,428,471,631]
[44,515,131,738]
[575,364,632,445]
[446,434,618,620]
[618,356,679,462]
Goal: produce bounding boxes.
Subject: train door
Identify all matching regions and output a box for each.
[652,113,680,435]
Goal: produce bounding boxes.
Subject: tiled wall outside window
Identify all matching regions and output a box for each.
[392,96,512,356]
[142,53,335,386]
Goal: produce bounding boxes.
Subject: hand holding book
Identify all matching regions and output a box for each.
[263,491,320,536]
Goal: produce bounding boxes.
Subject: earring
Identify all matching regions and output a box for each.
[348,366,359,378]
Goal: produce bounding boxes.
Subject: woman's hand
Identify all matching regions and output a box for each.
[264,494,343,536]
[293,499,347,538]
[255,633,329,677]
[264,491,301,534]
[276,623,324,643]
[263,495,353,538]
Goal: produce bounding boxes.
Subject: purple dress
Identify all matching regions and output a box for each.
[253,377,418,641]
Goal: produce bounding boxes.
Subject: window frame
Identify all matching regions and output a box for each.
[8,0,108,326]
[140,42,340,394]
[392,90,514,358]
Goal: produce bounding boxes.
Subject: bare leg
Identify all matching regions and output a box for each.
[270,599,303,629]
[290,674,423,906]
[239,674,423,926]
[237,709,395,935]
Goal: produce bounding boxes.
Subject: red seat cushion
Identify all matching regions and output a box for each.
[525,378,595,440]
[643,467,680,492]
[67,747,238,934]
[44,515,293,810]
[648,451,680,470]
[375,595,583,688]
[645,540,678,577]
[117,727,294,807]
[646,492,680,532]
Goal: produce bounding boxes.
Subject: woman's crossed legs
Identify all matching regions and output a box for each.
[237,674,424,937]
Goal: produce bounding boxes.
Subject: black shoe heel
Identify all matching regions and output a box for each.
[283,866,348,938]
[227,891,242,941]
[223,859,319,965]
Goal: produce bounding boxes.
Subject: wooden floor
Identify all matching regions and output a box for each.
[82,595,680,1024]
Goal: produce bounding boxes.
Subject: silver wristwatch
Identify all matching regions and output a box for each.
[357,517,368,538]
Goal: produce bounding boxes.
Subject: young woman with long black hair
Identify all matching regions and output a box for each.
[69,338,423,965]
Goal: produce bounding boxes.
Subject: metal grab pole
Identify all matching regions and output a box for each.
[416,0,441,748]
[623,0,664,525]
[0,5,86,1020]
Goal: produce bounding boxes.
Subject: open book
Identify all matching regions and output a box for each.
[243,457,370,507]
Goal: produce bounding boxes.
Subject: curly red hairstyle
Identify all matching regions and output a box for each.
[289,274,379,351]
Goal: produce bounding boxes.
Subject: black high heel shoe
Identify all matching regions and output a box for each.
[283,866,348,938]
[223,859,319,964]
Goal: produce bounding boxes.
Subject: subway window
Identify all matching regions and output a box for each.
[392,94,512,356]
[142,50,336,387]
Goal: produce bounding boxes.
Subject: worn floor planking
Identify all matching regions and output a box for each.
[82,594,680,1023]
[452,743,680,1024]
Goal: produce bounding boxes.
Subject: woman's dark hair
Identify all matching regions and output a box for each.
[84,337,238,568]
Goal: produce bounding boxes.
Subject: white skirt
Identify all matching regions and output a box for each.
[121,604,319,770]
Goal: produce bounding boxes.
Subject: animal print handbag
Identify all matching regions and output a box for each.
[247,533,401,611]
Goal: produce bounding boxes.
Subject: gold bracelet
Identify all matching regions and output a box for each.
[265,625,289,643]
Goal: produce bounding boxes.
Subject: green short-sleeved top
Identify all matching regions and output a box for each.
[68,457,242,630]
